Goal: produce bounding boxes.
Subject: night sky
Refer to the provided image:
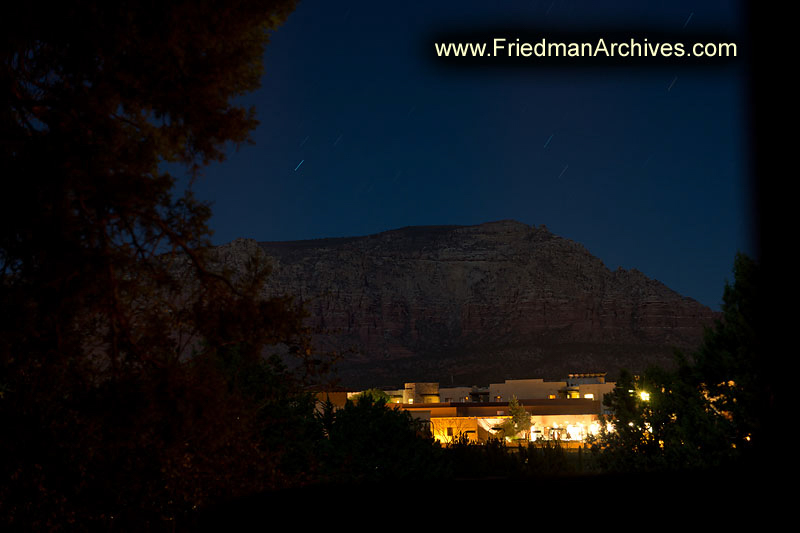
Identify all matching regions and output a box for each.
[177,0,752,311]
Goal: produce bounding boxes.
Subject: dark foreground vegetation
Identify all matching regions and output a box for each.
[2,1,774,529]
[193,462,773,529]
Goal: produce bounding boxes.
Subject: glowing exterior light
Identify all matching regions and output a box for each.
[639,391,650,401]
[566,424,583,440]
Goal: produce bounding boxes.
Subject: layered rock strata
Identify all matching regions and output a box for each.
[216,220,718,389]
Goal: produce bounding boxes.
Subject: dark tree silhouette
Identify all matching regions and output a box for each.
[0,1,318,528]
[690,252,765,457]
[593,253,765,472]
[317,395,447,484]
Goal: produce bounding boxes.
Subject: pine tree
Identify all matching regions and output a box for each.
[502,395,532,441]
[0,2,328,527]
[593,253,764,472]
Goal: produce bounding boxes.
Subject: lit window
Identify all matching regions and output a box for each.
[584,393,594,399]
[408,398,414,404]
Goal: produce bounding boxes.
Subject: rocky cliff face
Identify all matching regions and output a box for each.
[216,221,718,389]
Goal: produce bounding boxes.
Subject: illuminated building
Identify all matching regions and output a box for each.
[339,373,616,445]
[396,398,605,445]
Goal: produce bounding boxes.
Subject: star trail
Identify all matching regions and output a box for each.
[178,0,752,311]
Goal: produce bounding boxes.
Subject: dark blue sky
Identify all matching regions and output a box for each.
[180,0,752,311]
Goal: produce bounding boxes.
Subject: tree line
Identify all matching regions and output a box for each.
[590,252,767,473]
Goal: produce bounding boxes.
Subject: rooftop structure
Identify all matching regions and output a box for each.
[329,372,618,444]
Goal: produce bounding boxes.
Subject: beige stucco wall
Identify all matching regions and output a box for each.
[438,386,473,403]
[429,413,602,444]
[403,382,440,404]
[430,417,480,443]
[489,378,567,402]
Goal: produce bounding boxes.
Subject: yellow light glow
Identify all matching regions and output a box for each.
[639,391,650,401]
[566,424,582,440]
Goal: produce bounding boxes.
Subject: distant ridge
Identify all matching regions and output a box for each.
[216,220,718,389]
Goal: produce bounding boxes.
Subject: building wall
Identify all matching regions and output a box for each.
[489,378,567,402]
[384,388,405,403]
[566,373,607,386]
[386,377,615,406]
[426,413,602,444]
[572,382,616,413]
[403,382,440,404]
[530,414,602,442]
[430,417,480,443]
[402,400,604,444]
[401,399,601,417]
[438,386,473,403]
